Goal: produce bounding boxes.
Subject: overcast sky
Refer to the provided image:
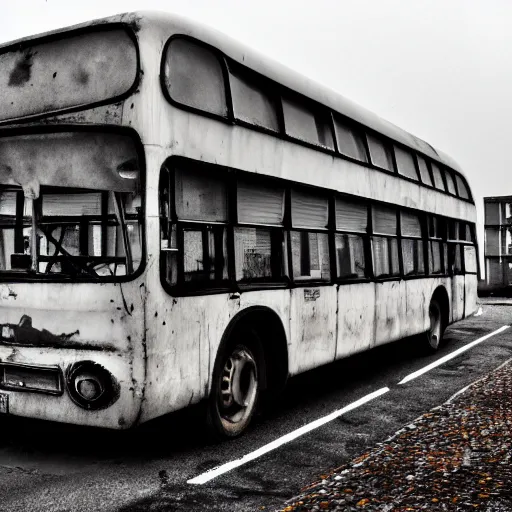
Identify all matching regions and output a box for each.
[2,0,511,263]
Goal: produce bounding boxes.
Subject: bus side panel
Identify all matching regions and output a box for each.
[289,286,336,374]
[464,274,478,317]
[452,275,465,322]
[403,279,432,338]
[374,281,407,346]
[336,282,375,358]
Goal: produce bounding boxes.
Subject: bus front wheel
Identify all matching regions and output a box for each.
[424,299,444,353]
[207,335,262,439]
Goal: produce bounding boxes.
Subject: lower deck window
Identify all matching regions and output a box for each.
[372,236,399,277]
[183,226,228,282]
[429,241,443,274]
[335,233,365,278]
[291,231,330,280]
[402,238,425,275]
[235,227,285,282]
[448,243,463,274]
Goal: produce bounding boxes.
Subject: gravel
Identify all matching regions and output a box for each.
[277,360,512,511]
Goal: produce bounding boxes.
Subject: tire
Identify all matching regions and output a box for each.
[423,299,444,353]
[206,334,262,439]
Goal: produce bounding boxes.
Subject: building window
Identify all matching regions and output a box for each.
[164,38,228,117]
[372,205,399,277]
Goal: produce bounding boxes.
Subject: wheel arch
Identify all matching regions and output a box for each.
[211,305,289,396]
[431,285,450,331]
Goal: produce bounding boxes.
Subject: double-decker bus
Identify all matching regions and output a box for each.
[0,11,477,438]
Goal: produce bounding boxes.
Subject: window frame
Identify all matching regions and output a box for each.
[159,161,232,294]
[394,145,420,182]
[426,215,448,276]
[161,35,234,124]
[288,186,332,284]
[281,91,336,151]
[400,210,426,278]
[333,195,370,282]
[370,205,401,280]
[227,60,281,135]
[0,22,141,127]
[234,174,289,288]
[366,133,396,174]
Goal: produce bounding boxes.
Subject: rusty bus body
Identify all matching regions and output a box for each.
[0,11,477,434]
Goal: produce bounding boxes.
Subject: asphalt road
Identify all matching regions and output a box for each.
[0,304,511,512]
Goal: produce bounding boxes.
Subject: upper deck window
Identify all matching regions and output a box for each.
[443,168,457,195]
[417,156,433,186]
[229,65,279,132]
[282,96,334,149]
[0,27,137,122]
[455,174,470,200]
[164,38,228,118]
[394,146,419,181]
[367,134,394,172]
[333,117,368,162]
[430,163,446,191]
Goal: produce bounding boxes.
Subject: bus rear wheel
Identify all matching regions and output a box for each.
[424,299,443,353]
[207,337,262,439]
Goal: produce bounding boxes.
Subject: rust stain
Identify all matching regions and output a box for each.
[8,50,34,86]
[73,65,89,85]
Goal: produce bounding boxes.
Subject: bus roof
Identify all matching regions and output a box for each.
[1,10,464,175]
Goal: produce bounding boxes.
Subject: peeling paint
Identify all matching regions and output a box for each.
[0,314,117,351]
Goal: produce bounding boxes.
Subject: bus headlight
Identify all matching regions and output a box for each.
[66,361,119,410]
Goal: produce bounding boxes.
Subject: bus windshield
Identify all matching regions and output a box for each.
[0,187,142,278]
[0,130,143,279]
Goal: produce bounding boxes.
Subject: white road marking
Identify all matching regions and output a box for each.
[187,387,390,485]
[398,325,510,385]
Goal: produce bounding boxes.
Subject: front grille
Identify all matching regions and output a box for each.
[0,363,63,395]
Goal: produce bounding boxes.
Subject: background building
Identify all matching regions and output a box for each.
[482,195,512,294]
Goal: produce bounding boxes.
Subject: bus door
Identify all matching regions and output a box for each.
[449,223,467,322]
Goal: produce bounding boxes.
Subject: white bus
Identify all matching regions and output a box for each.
[0,11,477,437]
